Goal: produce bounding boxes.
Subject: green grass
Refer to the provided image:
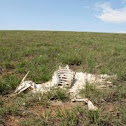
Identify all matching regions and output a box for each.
[0,31,126,94]
[0,31,126,125]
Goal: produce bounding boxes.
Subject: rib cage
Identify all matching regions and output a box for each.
[55,66,75,88]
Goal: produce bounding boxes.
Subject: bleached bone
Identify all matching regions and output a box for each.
[15,80,56,94]
[71,98,98,111]
[68,72,116,97]
[87,100,98,111]
[15,81,35,94]
[21,71,30,83]
[15,71,30,94]
[14,65,116,110]
[53,65,75,88]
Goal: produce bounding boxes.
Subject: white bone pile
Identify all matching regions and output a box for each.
[14,65,116,111]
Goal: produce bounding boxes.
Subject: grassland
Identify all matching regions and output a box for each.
[0,31,126,125]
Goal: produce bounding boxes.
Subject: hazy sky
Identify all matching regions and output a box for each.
[0,0,126,33]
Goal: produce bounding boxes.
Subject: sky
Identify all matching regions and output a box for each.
[0,0,126,33]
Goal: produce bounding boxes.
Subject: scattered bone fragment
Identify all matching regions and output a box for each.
[86,99,98,111]
[71,98,98,111]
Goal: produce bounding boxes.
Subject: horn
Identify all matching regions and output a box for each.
[21,71,30,83]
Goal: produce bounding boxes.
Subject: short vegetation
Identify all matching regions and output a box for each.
[0,31,126,125]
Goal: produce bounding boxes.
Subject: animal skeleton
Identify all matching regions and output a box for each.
[15,65,116,111]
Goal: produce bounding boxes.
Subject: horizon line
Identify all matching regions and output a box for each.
[0,29,125,34]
